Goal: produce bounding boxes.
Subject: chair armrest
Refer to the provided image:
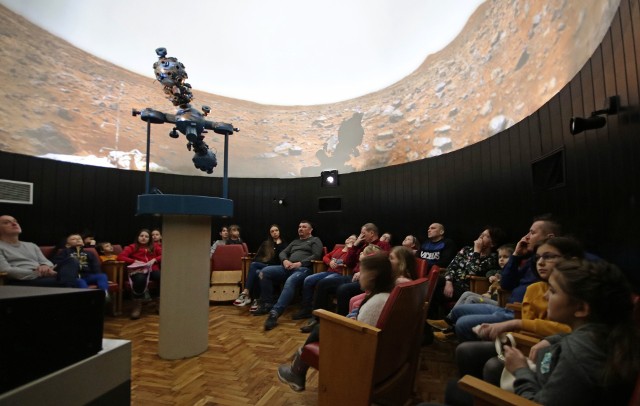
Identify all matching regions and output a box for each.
[312,260,327,274]
[469,276,490,294]
[313,309,381,335]
[0,271,7,285]
[101,261,125,285]
[498,288,511,307]
[506,302,522,319]
[511,332,542,357]
[457,375,541,406]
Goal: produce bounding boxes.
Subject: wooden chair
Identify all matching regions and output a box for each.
[38,246,122,315]
[459,295,640,406]
[209,244,245,302]
[415,257,429,279]
[313,244,350,275]
[101,261,125,316]
[300,278,429,405]
[469,276,491,294]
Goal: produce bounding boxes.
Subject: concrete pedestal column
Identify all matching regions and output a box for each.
[158,215,211,359]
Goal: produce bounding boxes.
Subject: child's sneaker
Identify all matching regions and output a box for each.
[233,293,251,307]
[249,299,259,312]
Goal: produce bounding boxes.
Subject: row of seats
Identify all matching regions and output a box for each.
[38,245,125,316]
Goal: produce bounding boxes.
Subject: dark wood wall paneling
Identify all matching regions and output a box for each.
[1,0,638,282]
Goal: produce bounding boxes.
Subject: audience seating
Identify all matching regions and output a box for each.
[312,245,350,275]
[458,295,640,406]
[209,244,245,302]
[300,278,429,405]
[36,245,122,315]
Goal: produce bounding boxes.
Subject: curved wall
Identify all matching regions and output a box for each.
[0,0,638,283]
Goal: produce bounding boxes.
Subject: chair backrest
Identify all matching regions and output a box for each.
[241,242,249,254]
[39,246,56,259]
[415,257,429,279]
[112,244,123,254]
[372,278,429,388]
[426,265,441,306]
[85,247,100,261]
[211,244,245,272]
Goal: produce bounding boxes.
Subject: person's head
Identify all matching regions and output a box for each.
[269,224,281,241]
[135,229,152,247]
[96,242,114,255]
[228,225,241,240]
[151,229,162,243]
[297,220,313,239]
[546,259,638,384]
[427,223,445,242]
[497,244,514,268]
[65,233,84,248]
[389,246,417,280]
[345,234,357,246]
[534,237,584,281]
[218,226,229,240]
[358,252,395,295]
[82,232,96,247]
[526,214,562,247]
[0,215,21,240]
[402,235,419,250]
[380,233,391,243]
[359,244,382,260]
[546,259,632,329]
[360,223,380,243]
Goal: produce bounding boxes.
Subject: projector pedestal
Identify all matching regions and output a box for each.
[137,194,233,360]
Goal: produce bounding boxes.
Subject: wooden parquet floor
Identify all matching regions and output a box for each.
[103,301,458,406]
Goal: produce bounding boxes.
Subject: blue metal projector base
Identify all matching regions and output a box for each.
[137,194,233,217]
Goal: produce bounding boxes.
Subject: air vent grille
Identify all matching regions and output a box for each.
[0,180,33,205]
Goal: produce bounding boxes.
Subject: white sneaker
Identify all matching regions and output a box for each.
[233,293,251,306]
[249,299,259,312]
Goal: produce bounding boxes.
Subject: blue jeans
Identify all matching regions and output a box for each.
[259,265,311,315]
[300,271,342,307]
[79,272,110,292]
[246,261,268,299]
[450,303,514,341]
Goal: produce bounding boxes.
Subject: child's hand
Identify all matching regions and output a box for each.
[528,339,551,362]
[504,346,528,373]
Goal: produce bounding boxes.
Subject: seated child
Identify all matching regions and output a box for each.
[96,241,118,262]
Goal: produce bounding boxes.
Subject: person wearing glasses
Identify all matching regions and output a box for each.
[431,216,561,342]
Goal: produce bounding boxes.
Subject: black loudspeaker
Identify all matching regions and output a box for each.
[0,286,104,393]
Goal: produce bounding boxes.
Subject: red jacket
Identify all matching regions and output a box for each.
[117,243,162,271]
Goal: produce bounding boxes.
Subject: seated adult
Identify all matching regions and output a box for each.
[298,222,390,333]
[234,224,287,311]
[440,216,560,341]
[429,226,505,319]
[0,215,83,287]
[417,222,457,268]
[117,228,162,319]
[52,233,111,300]
[254,220,323,331]
[277,253,396,392]
[292,234,356,320]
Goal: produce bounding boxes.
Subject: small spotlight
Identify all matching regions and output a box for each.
[569,116,607,135]
[321,170,339,187]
